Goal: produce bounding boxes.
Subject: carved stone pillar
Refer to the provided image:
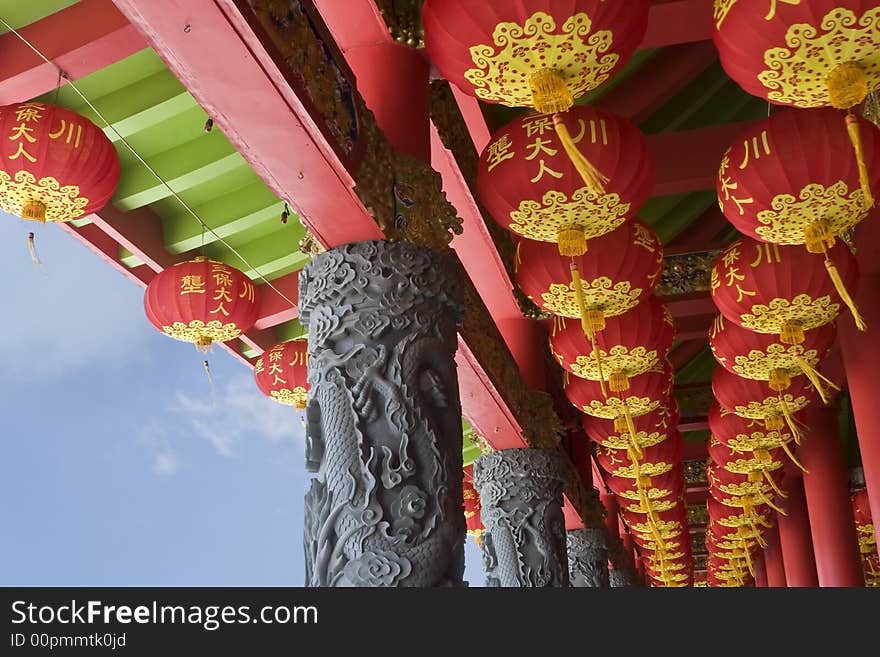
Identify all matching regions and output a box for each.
[473,448,569,587]
[567,527,610,587]
[609,566,636,587]
[299,240,465,587]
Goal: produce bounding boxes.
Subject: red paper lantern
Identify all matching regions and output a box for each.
[714,1,880,111]
[254,340,309,409]
[550,295,673,391]
[708,402,799,462]
[583,403,679,452]
[709,313,837,403]
[0,101,120,222]
[423,0,650,112]
[716,108,880,247]
[712,365,818,435]
[605,464,684,504]
[144,257,260,351]
[711,237,859,344]
[566,359,672,416]
[596,431,682,483]
[463,476,484,539]
[515,219,663,330]
[477,106,654,254]
[707,461,784,509]
[708,495,773,532]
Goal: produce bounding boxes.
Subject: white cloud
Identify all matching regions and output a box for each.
[0,216,151,381]
[139,420,180,476]
[173,373,305,457]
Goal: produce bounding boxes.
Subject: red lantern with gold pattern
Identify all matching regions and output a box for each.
[711,237,859,344]
[605,463,684,504]
[463,474,484,540]
[709,313,837,403]
[707,459,785,502]
[716,109,880,247]
[516,219,663,331]
[423,1,650,113]
[708,402,801,469]
[596,431,682,483]
[583,403,679,452]
[254,340,309,409]
[144,257,260,351]
[708,496,773,534]
[712,365,817,440]
[0,101,120,222]
[550,295,673,392]
[477,106,654,256]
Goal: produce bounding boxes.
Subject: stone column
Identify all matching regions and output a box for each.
[299,240,465,587]
[473,448,569,587]
[567,527,610,587]
[609,566,637,587]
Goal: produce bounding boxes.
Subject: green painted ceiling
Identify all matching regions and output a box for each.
[0,0,78,33]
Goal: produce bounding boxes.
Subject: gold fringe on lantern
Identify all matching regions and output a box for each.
[804,218,836,254]
[529,69,573,115]
[780,320,805,346]
[758,488,786,515]
[768,368,791,393]
[609,370,630,393]
[793,355,840,405]
[779,437,808,474]
[557,226,587,257]
[825,256,867,330]
[553,113,608,197]
[195,336,214,353]
[828,62,869,110]
[765,414,785,432]
[778,396,803,447]
[21,200,46,222]
[846,112,875,210]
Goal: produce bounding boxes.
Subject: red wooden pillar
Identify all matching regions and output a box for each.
[800,405,864,586]
[753,550,767,587]
[763,522,787,587]
[777,475,819,587]
[601,490,620,542]
[839,217,880,550]
[344,42,430,162]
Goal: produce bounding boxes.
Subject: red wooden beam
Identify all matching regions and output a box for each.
[670,339,709,370]
[663,293,716,320]
[665,206,730,252]
[674,313,715,341]
[679,417,709,432]
[0,0,146,104]
[643,0,714,49]
[597,41,717,123]
[56,222,152,288]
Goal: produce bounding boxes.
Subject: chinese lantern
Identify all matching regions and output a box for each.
[708,496,773,538]
[516,219,663,334]
[566,360,672,446]
[852,489,876,557]
[477,106,654,257]
[583,403,679,452]
[709,436,787,500]
[708,459,786,498]
[0,101,120,222]
[144,257,260,352]
[605,463,684,505]
[708,403,802,470]
[463,475,484,542]
[713,1,880,205]
[254,340,309,409]
[595,432,682,485]
[712,365,817,442]
[711,237,860,343]
[550,295,674,393]
[709,314,837,403]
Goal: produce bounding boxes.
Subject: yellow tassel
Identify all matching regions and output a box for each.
[195,336,214,353]
[748,471,763,483]
[758,488,786,515]
[570,262,591,337]
[22,200,47,222]
[614,414,628,434]
[590,332,608,399]
[780,320,805,346]
[794,355,840,405]
[778,397,803,448]
[765,414,784,431]
[553,113,608,197]
[754,448,771,464]
[514,240,522,272]
[529,69,573,115]
[768,368,791,393]
[623,405,643,460]
[762,469,787,499]
[804,219,836,254]
[638,474,653,489]
[779,438,808,474]
[557,227,587,257]
[845,113,875,210]
[828,62,869,110]
[742,543,754,577]
[609,370,630,393]
[825,256,867,330]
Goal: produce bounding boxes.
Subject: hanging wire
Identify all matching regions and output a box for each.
[0,16,299,311]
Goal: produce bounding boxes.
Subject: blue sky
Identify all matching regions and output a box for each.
[0,213,484,586]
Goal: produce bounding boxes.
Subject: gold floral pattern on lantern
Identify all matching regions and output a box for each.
[724,429,794,452]
[630,520,682,538]
[739,293,839,333]
[728,343,820,380]
[717,481,775,497]
[162,320,244,345]
[568,344,658,381]
[753,182,867,244]
[621,498,678,514]
[270,386,309,408]
[759,7,880,107]
[595,430,668,451]
[579,394,659,419]
[616,486,676,502]
[465,11,619,107]
[0,170,89,222]
[509,189,629,243]
[606,461,675,480]
[733,393,809,419]
[539,277,642,319]
[724,456,784,475]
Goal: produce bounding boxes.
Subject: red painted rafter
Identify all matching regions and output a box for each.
[642,0,714,49]
[0,0,147,105]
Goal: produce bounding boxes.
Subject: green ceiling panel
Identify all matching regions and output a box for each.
[0,0,78,32]
[675,347,716,385]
